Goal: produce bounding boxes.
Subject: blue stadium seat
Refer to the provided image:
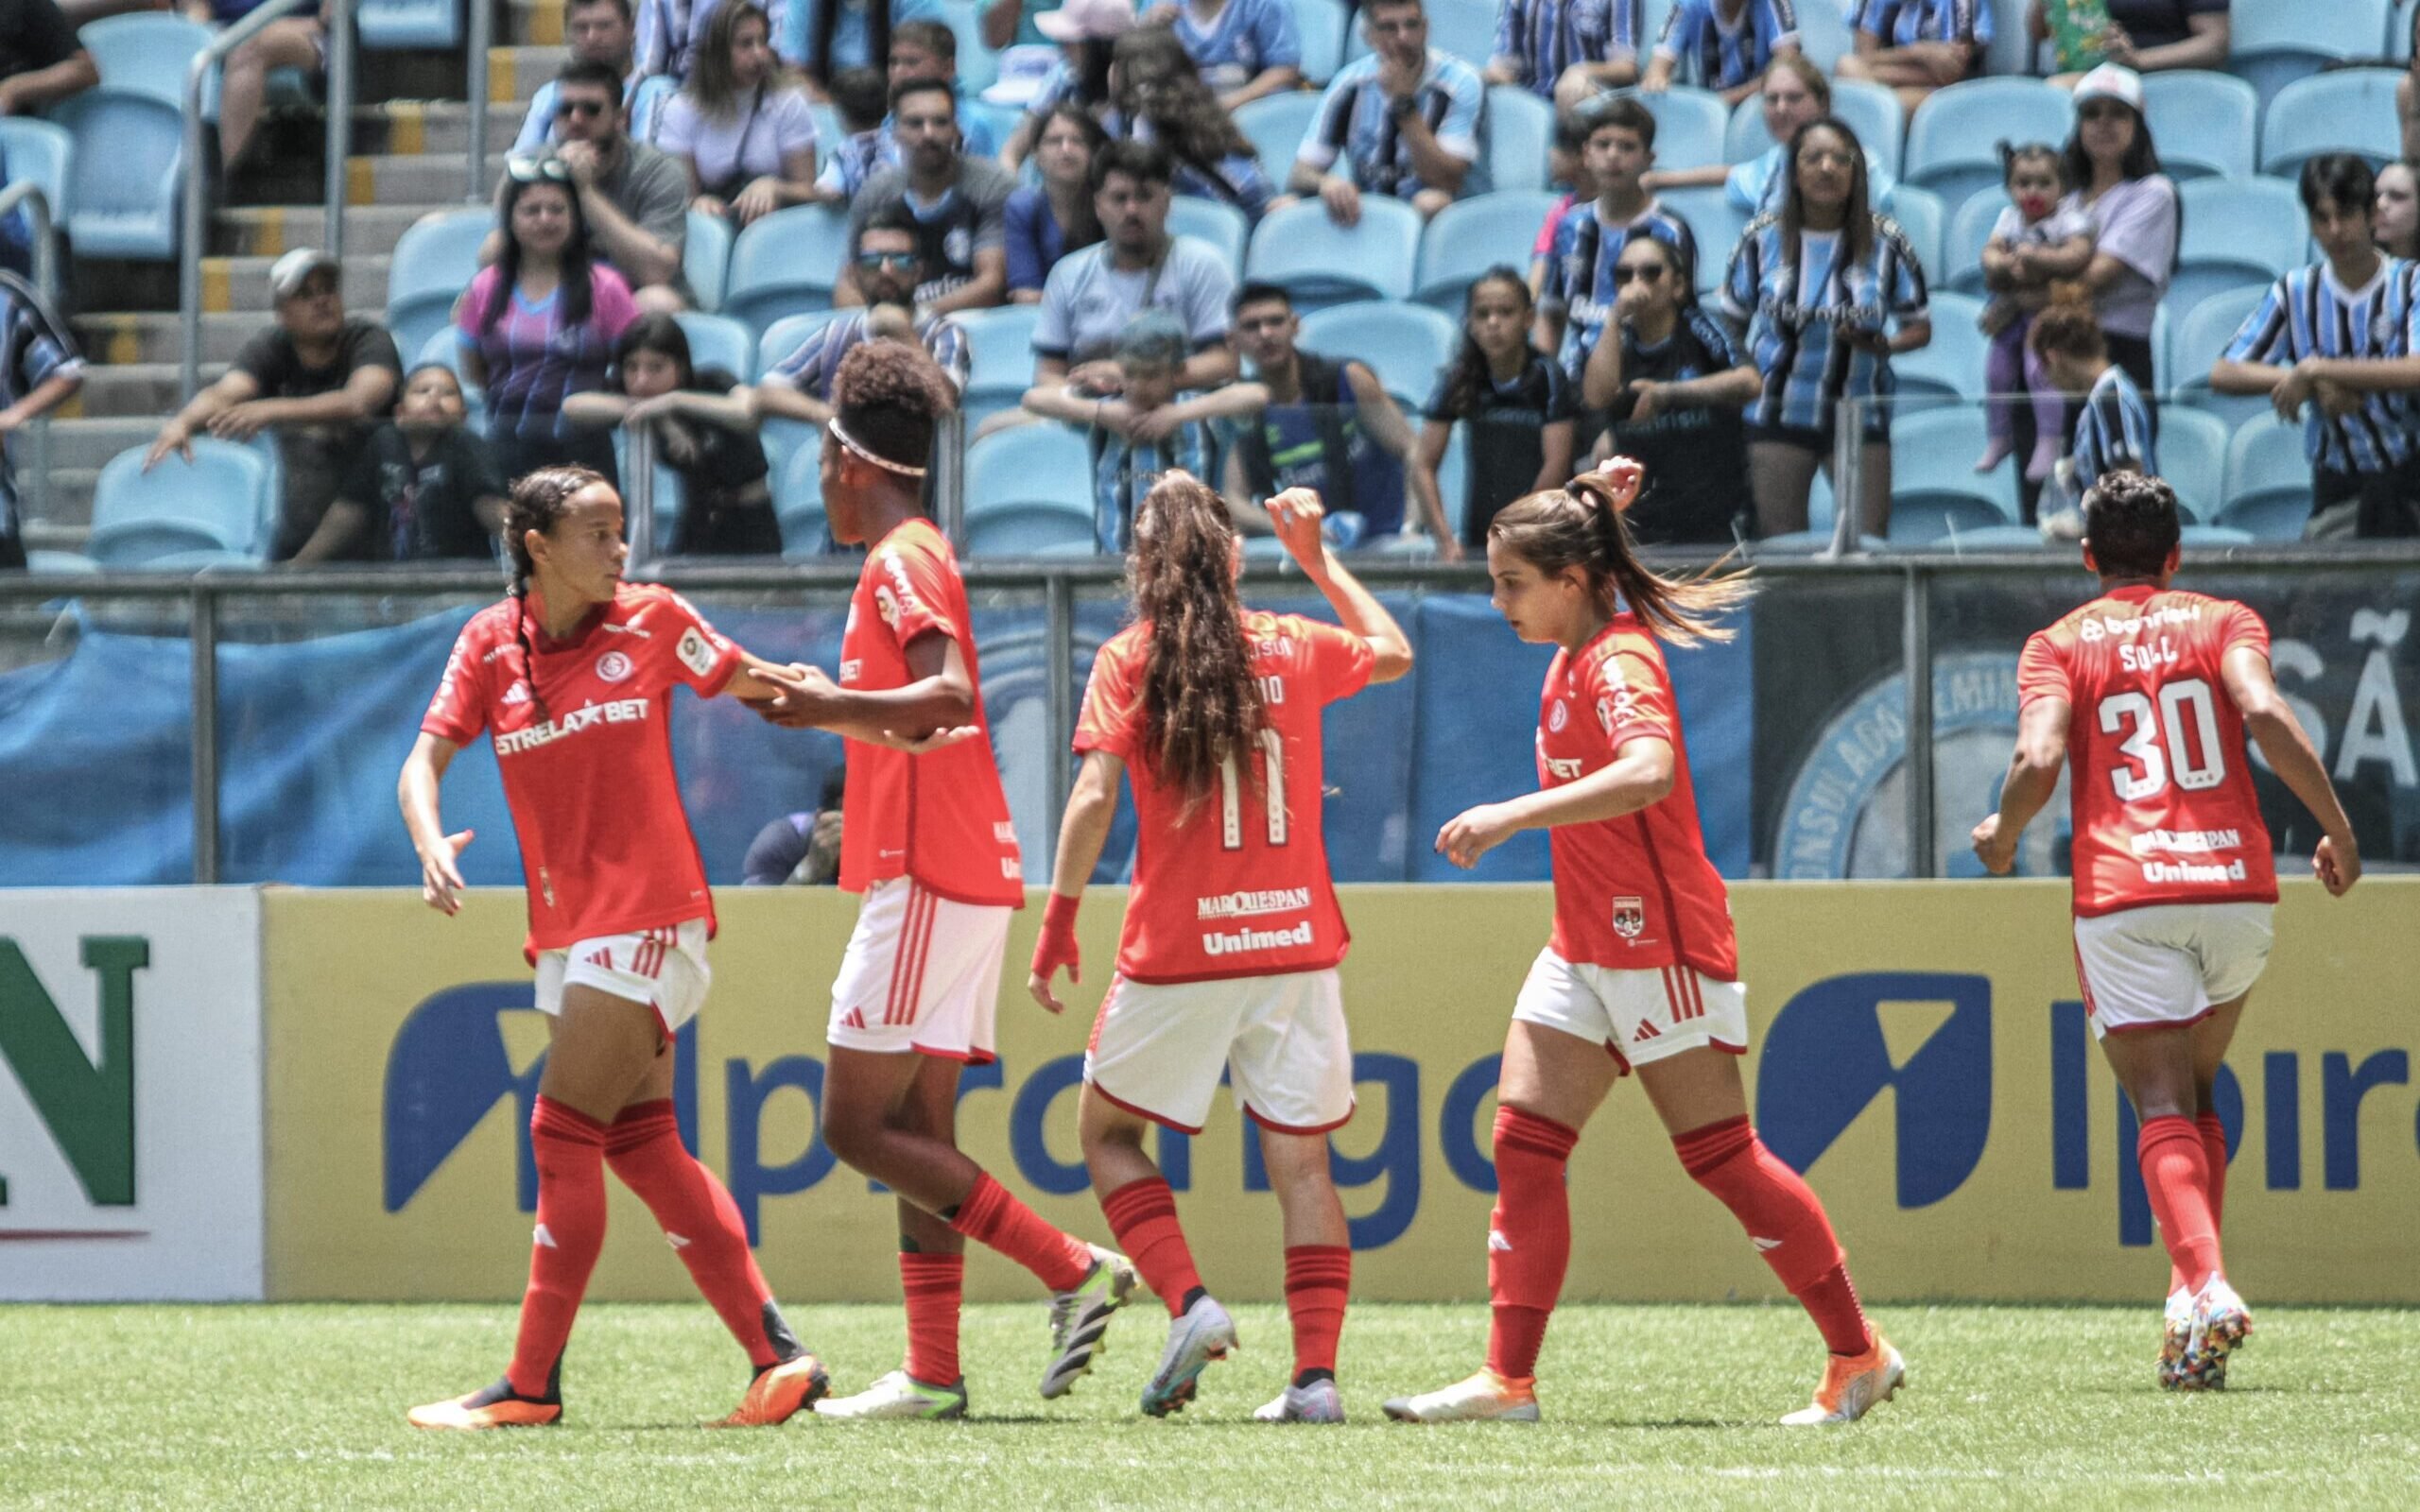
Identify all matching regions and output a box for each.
[2138,71,2256,181]
[966,422,1092,513]
[752,310,852,380]
[1885,407,2018,543]
[0,118,72,230]
[1723,77,1905,177]
[1659,184,1744,293]
[965,502,1098,556]
[79,14,211,110]
[2178,524,2256,547]
[1293,0,1348,85]
[2169,283,2273,432]
[612,428,686,554]
[956,302,1044,431]
[2230,0,2388,112]
[358,0,461,48]
[1903,78,2071,213]
[674,311,754,382]
[939,0,1000,92]
[1413,189,1558,310]
[1245,198,1421,309]
[2220,414,2313,539]
[1941,187,2001,295]
[386,208,493,367]
[2172,177,2306,328]
[1888,185,1943,284]
[1167,198,1248,272]
[1892,290,1985,403]
[1486,84,1551,193]
[684,209,734,313]
[1939,525,2053,552]
[776,436,827,556]
[2257,69,2406,177]
[1298,300,1457,409]
[1634,86,1728,174]
[1434,424,1469,537]
[85,440,271,565]
[725,204,852,333]
[2157,407,2228,524]
[52,91,182,261]
[1235,91,1322,181]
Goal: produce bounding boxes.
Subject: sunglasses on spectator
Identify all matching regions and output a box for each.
[506,155,573,183]
[1612,264,1667,286]
[554,97,612,120]
[856,250,919,270]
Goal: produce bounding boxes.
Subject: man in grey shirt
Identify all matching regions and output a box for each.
[1031,139,1237,395]
[489,58,690,311]
[839,77,1014,316]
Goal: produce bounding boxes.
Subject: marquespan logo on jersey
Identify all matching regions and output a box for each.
[1611,896,1645,940]
[595,650,633,684]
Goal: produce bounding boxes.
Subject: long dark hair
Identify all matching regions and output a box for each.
[810,0,889,93]
[690,0,770,119]
[504,466,613,725]
[1114,27,1253,165]
[485,175,597,333]
[611,312,697,389]
[1129,471,1263,807]
[1436,265,1531,417]
[1036,103,1109,249]
[2061,97,2162,190]
[1781,117,1873,271]
[1489,468,1751,645]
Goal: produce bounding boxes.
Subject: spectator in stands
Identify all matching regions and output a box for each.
[981,0,1067,50]
[886,20,1004,158]
[1157,0,1302,111]
[145,249,402,562]
[757,205,973,422]
[790,0,944,89]
[514,0,671,154]
[492,60,692,312]
[458,159,641,483]
[1583,234,1759,545]
[839,77,1015,313]
[1112,26,1275,221]
[1005,0,1133,170]
[2027,283,2154,535]
[1640,0,1801,108]
[1529,106,1597,300]
[1226,282,1449,550]
[2405,11,2420,164]
[1721,117,1930,539]
[636,0,716,79]
[0,265,78,572]
[1288,0,1483,223]
[1414,266,1575,560]
[660,2,820,226]
[1539,97,1697,385]
[812,66,891,204]
[2056,64,2174,403]
[1032,140,1236,392]
[2027,0,2228,89]
[1647,56,1895,215]
[565,314,780,553]
[1835,0,1990,116]
[742,770,846,884]
[1484,0,1641,107]
[1006,104,1107,301]
[206,0,307,173]
[2377,161,2418,263]
[295,365,508,564]
[1974,142,2093,483]
[2214,155,2420,541]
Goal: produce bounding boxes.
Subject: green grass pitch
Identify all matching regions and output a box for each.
[8,1302,2419,1509]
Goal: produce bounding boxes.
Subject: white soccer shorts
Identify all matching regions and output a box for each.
[827,877,1011,1062]
[535,919,711,1036]
[2072,902,2273,1040]
[1085,967,1355,1135]
[1511,948,1749,1073]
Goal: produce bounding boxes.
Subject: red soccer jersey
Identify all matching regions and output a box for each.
[2018,586,2278,917]
[1536,617,1738,978]
[837,517,1023,906]
[1076,610,1374,985]
[421,583,741,960]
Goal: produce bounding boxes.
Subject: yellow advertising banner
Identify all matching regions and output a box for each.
[264,881,2420,1305]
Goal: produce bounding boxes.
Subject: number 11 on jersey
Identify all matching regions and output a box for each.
[1219,729,1289,850]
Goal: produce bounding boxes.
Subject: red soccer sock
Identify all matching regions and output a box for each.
[1485,1106,1578,1382]
[2139,1114,2223,1295]
[1674,1115,1871,1357]
[603,1100,785,1370]
[1101,1177,1205,1317]
[508,1096,609,1399]
[899,1252,964,1385]
[949,1170,1093,1294]
[1284,1245,1352,1383]
[2171,1113,2231,1294]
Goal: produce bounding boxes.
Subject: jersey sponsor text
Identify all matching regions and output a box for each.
[493,697,650,756]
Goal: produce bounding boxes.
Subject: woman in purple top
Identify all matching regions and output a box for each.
[458,161,644,483]
[1005,105,1108,301]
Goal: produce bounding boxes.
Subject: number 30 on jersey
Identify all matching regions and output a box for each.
[2099,677,2225,801]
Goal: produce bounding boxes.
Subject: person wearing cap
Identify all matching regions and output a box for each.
[143,249,403,562]
[1001,0,1132,172]
[2048,62,2174,461]
[486,58,691,313]
[1835,0,1991,116]
[0,263,79,572]
[1287,0,1485,225]
[838,76,1017,315]
[512,0,675,155]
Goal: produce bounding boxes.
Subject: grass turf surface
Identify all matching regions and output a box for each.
[7,1302,2418,1509]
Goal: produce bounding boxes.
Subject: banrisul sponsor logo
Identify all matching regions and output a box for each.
[0,936,148,1208]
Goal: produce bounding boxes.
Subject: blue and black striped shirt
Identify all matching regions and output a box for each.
[2223,258,2420,475]
[1720,212,1929,437]
[1541,198,1700,380]
[1654,0,1799,92]
[2070,363,2157,499]
[1491,0,1644,99]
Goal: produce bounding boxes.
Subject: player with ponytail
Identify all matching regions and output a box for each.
[1030,477,1411,1422]
[1386,458,1903,1428]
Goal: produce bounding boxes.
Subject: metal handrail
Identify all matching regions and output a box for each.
[465,0,491,200]
[0,181,59,528]
[180,0,358,401]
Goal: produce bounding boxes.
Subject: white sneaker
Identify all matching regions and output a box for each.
[811,1369,968,1420]
[2182,1277,2252,1389]
[1253,1378,1345,1423]
[1380,1368,1541,1423]
[1140,1295,1236,1418]
[1041,1245,1138,1400]
[2158,1288,2194,1390]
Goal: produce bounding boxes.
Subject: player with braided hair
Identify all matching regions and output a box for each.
[398,466,830,1431]
[1386,457,1901,1428]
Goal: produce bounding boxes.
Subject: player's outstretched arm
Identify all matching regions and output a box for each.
[397,732,474,916]
[2222,644,2363,896]
[1434,736,1677,868]
[1029,750,1125,1013]
[1267,488,1414,683]
[1972,696,2071,874]
[750,632,977,743]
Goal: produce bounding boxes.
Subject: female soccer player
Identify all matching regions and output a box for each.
[1386,458,1901,1428]
[398,466,828,1430]
[752,341,1135,1421]
[1028,479,1413,1422]
[1973,471,2360,1389]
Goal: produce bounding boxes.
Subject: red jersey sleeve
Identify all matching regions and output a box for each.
[1073,632,1142,760]
[649,588,743,697]
[1590,648,1677,753]
[421,615,494,746]
[2218,602,2270,662]
[870,531,963,655]
[2017,629,2072,710]
[1302,620,1376,706]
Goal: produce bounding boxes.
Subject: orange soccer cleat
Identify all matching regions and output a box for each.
[713,1352,831,1427]
[407,1377,563,1431]
[1780,1335,1905,1426]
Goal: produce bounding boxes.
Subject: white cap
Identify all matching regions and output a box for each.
[268,248,339,299]
[2071,62,2143,113]
[979,46,1062,108]
[1035,0,1134,43]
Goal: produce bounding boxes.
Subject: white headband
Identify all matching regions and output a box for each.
[828,418,928,478]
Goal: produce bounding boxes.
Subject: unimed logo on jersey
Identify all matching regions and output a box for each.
[1754,971,1992,1209]
[0,936,147,1211]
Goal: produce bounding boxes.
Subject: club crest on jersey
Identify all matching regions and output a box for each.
[1548,698,1569,732]
[1612,896,1646,940]
[595,649,634,684]
[874,586,900,628]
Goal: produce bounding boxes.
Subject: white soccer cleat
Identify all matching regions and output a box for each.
[2179,1277,2252,1389]
[1140,1295,1237,1418]
[1780,1336,1904,1425]
[1380,1368,1541,1424]
[2158,1288,2195,1390]
[1253,1378,1345,1423]
[811,1369,968,1421]
[1041,1245,1139,1399]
